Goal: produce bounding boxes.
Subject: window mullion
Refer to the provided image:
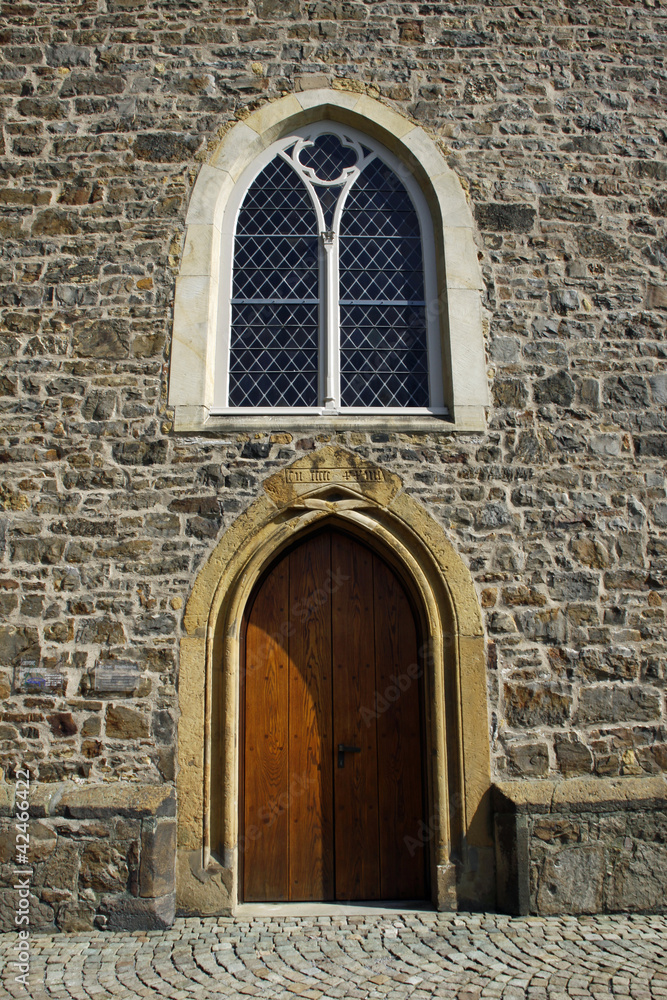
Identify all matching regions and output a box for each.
[320,230,340,409]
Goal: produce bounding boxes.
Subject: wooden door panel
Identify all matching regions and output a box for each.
[242,529,427,903]
[374,556,426,899]
[331,533,380,900]
[243,557,290,901]
[288,535,334,901]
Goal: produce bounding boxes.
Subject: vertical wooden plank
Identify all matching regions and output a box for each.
[332,532,380,900]
[243,556,289,901]
[374,556,426,899]
[289,534,335,900]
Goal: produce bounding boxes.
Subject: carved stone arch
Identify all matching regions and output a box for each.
[176,446,493,914]
[168,90,489,434]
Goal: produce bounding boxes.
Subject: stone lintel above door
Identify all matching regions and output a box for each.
[263,445,402,507]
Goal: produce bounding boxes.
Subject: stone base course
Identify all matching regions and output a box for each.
[1,777,665,928]
[1,913,666,1000]
[0,782,175,932]
[494,776,667,916]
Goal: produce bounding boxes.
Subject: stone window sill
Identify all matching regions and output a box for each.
[170,405,487,435]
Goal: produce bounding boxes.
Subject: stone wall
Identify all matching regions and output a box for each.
[494,777,667,915]
[0,782,175,931]
[0,0,666,923]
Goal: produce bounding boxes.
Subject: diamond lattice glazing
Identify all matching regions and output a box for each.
[229,137,431,409]
[229,156,319,406]
[339,160,429,407]
[298,133,358,182]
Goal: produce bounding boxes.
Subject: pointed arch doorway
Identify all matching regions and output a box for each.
[241,528,427,902]
[176,446,494,916]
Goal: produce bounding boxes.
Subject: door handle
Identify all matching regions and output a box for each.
[338,744,361,768]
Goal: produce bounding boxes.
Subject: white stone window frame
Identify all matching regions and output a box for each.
[218,122,445,415]
[170,91,489,433]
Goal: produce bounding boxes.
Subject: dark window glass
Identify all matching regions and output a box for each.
[229,156,318,406]
[298,132,357,181]
[229,138,431,409]
[339,159,429,407]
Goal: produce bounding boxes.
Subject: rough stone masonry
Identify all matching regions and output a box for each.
[0,0,666,930]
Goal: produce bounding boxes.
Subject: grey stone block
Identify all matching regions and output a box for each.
[475,203,535,232]
[99,892,175,931]
[58,784,176,820]
[576,685,662,725]
[495,813,530,915]
[536,845,606,914]
[140,820,176,898]
[607,842,667,912]
[554,736,593,777]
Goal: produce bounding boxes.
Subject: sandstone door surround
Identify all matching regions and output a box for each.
[177,445,493,915]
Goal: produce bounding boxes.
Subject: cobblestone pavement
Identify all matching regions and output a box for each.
[1,912,667,1000]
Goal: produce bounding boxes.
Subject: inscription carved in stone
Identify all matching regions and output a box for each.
[284,467,385,484]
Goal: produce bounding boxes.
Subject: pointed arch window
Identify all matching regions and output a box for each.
[216,124,445,414]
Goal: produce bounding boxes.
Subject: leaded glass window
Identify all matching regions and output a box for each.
[229,157,319,407]
[339,159,429,407]
[225,124,442,412]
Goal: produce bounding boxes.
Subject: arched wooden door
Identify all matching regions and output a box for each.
[241,529,426,902]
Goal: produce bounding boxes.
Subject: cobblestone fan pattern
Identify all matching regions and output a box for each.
[2,914,667,1000]
[0,0,667,924]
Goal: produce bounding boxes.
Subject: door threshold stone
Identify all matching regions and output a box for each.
[234,900,436,917]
